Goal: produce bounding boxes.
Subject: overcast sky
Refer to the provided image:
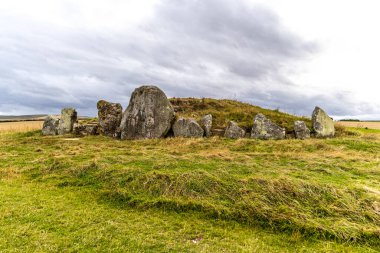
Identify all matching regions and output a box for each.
[0,0,379,119]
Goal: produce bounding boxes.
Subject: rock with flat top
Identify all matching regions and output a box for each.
[97,100,122,137]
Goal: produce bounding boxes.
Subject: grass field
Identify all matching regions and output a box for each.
[337,121,380,130]
[0,121,43,132]
[1,125,380,252]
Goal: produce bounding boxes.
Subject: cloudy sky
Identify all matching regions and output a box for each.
[0,0,379,119]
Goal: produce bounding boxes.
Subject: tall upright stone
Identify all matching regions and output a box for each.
[251,113,285,140]
[294,121,310,140]
[119,86,175,140]
[312,106,335,138]
[58,108,77,135]
[200,114,212,137]
[42,116,60,136]
[97,100,123,137]
[224,121,245,139]
[173,118,204,138]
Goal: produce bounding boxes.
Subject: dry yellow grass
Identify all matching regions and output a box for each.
[336,121,380,130]
[0,121,43,133]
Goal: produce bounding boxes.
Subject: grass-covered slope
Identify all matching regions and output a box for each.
[1,128,380,251]
[169,98,311,132]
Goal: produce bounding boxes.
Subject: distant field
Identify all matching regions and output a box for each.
[337,121,380,129]
[0,121,43,132]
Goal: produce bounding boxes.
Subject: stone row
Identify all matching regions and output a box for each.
[42,85,335,140]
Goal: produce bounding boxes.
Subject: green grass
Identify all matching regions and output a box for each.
[169,98,311,132]
[1,128,380,252]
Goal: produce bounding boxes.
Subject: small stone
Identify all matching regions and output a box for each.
[224,121,245,139]
[173,118,204,138]
[42,116,60,136]
[200,114,212,137]
[294,121,310,139]
[251,113,285,140]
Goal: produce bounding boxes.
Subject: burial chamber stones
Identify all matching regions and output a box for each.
[42,108,77,136]
[173,118,204,138]
[251,113,285,140]
[312,107,335,138]
[97,100,123,138]
[119,86,175,140]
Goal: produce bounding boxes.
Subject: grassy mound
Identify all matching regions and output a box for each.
[169,98,311,132]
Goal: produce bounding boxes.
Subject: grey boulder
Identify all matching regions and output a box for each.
[312,107,335,138]
[251,113,285,140]
[97,100,122,137]
[73,123,99,136]
[200,114,212,137]
[294,121,310,140]
[42,116,60,136]
[119,86,175,139]
[58,108,77,135]
[173,118,204,138]
[224,121,245,139]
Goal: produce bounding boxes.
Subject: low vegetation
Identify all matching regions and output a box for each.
[1,99,379,252]
[170,98,311,132]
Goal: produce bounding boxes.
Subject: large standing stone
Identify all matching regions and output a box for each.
[119,86,175,140]
[251,113,285,140]
[58,108,77,135]
[200,114,212,137]
[97,100,123,137]
[42,116,60,136]
[173,118,204,138]
[312,106,335,138]
[224,121,245,139]
[294,121,310,140]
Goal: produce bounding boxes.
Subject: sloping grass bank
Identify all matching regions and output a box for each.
[1,129,379,251]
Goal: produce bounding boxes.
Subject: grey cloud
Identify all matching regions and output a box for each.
[0,0,326,117]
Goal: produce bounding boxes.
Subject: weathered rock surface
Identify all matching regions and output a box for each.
[251,113,285,140]
[42,116,60,136]
[173,118,204,138]
[119,86,175,139]
[294,121,310,140]
[57,108,77,135]
[200,114,212,137]
[73,123,99,136]
[312,107,335,138]
[97,100,122,137]
[224,121,245,139]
